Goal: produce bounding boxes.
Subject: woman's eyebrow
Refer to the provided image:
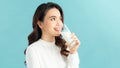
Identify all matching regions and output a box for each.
[49,16,56,18]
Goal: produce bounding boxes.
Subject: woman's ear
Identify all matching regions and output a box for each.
[37,21,43,29]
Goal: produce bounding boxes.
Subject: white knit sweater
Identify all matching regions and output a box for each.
[26,39,80,68]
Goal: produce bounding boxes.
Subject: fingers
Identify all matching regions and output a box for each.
[71,33,76,40]
[65,32,81,54]
[69,33,81,54]
[71,33,80,46]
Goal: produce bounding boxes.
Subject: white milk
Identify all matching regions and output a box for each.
[61,32,75,48]
[61,32,72,43]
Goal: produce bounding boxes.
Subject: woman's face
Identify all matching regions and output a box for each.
[38,8,63,37]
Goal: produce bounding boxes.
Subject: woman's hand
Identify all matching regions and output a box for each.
[65,33,81,54]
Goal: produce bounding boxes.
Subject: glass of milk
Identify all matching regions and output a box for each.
[61,24,76,48]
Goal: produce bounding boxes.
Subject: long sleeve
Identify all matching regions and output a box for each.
[26,39,80,68]
[26,47,41,68]
[66,52,80,68]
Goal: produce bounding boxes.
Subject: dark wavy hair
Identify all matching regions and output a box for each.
[24,2,70,65]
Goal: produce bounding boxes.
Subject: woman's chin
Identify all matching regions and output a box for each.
[55,33,61,36]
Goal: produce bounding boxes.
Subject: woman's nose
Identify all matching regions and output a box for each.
[56,22,60,26]
[56,20,62,26]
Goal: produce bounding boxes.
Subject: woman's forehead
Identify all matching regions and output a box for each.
[45,8,61,18]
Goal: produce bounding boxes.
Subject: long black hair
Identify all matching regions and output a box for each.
[24,2,70,64]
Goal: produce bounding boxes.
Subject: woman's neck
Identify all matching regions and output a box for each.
[41,34,55,42]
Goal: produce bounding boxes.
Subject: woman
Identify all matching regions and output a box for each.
[25,2,80,68]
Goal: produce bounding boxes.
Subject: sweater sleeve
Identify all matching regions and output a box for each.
[66,52,80,68]
[26,47,41,68]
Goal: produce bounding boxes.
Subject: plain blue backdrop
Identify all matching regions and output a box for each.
[0,0,120,68]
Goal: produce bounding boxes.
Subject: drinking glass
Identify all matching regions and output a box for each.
[61,24,75,48]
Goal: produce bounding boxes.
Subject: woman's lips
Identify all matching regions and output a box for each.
[54,28,62,32]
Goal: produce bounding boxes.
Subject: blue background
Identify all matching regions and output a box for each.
[0,0,120,68]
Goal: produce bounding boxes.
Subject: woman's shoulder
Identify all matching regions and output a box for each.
[26,40,42,51]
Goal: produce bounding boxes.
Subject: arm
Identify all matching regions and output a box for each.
[67,52,80,68]
[26,47,41,68]
[66,33,80,68]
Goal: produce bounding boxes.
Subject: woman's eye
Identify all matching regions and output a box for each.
[51,18,55,21]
